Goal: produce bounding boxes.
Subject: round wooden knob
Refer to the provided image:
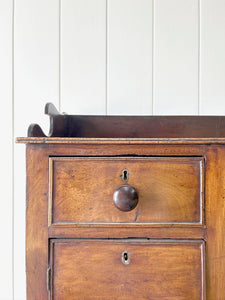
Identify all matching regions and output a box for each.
[113,185,138,212]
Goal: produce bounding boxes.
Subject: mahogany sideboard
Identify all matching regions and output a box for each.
[17,103,225,299]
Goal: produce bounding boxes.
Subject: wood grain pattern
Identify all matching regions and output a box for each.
[26,145,49,299]
[48,224,206,240]
[50,239,205,300]
[205,146,225,299]
[23,137,225,299]
[50,157,203,225]
[17,105,225,139]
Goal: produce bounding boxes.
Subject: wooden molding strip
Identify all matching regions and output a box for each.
[17,137,225,144]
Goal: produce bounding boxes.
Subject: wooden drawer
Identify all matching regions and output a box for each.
[50,239,205,300]
[49,157,204,225]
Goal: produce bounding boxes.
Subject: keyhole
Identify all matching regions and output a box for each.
[121,169,129,182]
[122,251,130,265]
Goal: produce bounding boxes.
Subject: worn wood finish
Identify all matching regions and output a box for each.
[22,143,207,159]
[113,184,139,212]
[29,115,225,138]
[50,239,205,300]
[22,103,225,139]
[22,143,207,162]
[26,144,49,299]
[50,157,203,225]
[48,225,206,240]
[205,146,225,299]
[16,136,225,144]
[20,110,225,299]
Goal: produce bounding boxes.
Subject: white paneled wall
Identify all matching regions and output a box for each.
[1,0,225,298]
[200,0,225,114]
[61,0,106,114]
[154,0,199,114]
[0,1,13,299]
[108,0,152,115]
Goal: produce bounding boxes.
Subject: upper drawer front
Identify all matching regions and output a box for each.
[49,157,204,225]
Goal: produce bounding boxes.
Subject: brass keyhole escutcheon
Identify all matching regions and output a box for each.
[121,169,129,182]
[121,251,130,265]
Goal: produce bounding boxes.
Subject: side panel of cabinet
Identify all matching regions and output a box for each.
[26,145,49,299]
[205,146,225,299]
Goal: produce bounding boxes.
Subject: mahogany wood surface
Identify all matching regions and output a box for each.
[205,146,225,299]
[113,184,139,212]
[20,107,225,299]
[50,157,203,225]
[50,239,204,300]
[22,141,225,299]
[24,102,225,138]
[16,136,225,144]
[46,115,225,138]
[26,145,49,299]
[48,224,206,240]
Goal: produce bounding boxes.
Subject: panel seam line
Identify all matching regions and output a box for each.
[198,0,201,115]
[106,0,108,115]
[12,0,15,298]
[152,0,155,115]
[59,0,62,112]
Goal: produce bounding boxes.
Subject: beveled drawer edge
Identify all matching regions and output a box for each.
[200,157,204,225]
[48,156,205,227]
[49,156,204,162]
[48,224,206,240]
[49,222,205,227]
[50,238,205,245]
[48,238,205,300]
[201,240,206,300]
[48,157,54,227]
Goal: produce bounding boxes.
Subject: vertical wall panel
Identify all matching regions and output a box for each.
[0,1,13,299]
[14,0,59,298]
[108,0,152,115]
[61,0,106,114]
[200,0,225,115]
[154,0,199,115]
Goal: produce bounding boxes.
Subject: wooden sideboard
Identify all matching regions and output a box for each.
[17,103,225,299]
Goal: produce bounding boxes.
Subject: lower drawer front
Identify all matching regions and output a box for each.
[50,240,205,300]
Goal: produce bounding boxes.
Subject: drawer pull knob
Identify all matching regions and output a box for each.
[113,185,138,211]
[122,251,130,265]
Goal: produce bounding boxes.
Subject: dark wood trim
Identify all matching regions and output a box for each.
[20,103,225,140]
